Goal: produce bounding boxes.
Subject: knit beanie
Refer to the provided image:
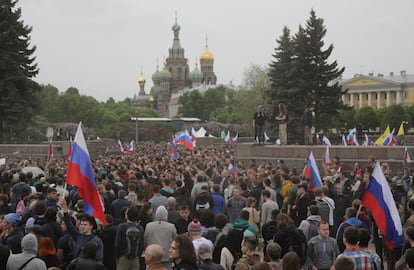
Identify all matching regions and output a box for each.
[187,218,202,235]
[5,213,22,227]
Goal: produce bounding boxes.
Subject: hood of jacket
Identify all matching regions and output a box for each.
[21,233,38,255]
[155,205,168,221]
[306,215,322,222]
[346,217,363,227]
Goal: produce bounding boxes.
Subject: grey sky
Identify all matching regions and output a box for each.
[18,0,414,102]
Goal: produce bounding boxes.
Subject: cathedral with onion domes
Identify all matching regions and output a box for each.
[132,15,225,118]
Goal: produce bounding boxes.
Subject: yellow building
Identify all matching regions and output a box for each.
[340,71,414,108]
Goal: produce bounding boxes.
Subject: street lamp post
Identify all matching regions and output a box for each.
[134,112,139,144]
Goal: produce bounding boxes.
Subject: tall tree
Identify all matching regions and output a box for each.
[301,9,347,131]
[0,0,40,142]
[267,26,302,141]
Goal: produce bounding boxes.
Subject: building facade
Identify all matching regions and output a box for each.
[340,71,414,109]
[131,17,218,117]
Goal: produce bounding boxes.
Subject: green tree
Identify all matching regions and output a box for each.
[178,90,204,120]
[380,105,409,132]
[0,0,40,142]
[301,9,347,131]
[354,106,379,130]
[267,26,301,141]
[203,88,225,121]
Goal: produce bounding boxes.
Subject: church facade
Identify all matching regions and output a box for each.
[131,17,218,117]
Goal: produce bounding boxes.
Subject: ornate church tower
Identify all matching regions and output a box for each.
[138,70,146,96]
[200,37,217,85]
[165,14,192,93]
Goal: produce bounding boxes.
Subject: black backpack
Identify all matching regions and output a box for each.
[263,224,278,243]
[275,229,307,266]
[316,199,330,223]
[125,226,141,259]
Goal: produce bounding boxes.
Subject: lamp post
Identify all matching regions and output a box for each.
[134,111,139,144]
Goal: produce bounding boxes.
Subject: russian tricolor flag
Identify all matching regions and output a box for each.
[362,162,403,250]
[228,163,236,176]
[341,135,347,146]
[116,139,124,152]
[126,140,134,155]
[224,131,232,144]
[47,137,53,161]
[321,136,331,146]
[364,133,374,146]
[404,147,412,164]
[322,146,331,167]
[66,123,107,225]
[171,136,179,160]
[232,133,238,144]
[191,127,197,148]
[176,131,194,150]
[382,129,397,146]
[303,152,322,191]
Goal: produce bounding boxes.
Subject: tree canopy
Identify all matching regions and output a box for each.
[0,0,40,142]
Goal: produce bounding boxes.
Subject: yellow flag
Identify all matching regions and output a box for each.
[375,125,390,145]
[397,122,405,136]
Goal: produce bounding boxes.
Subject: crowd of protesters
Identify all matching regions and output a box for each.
[1,141,414,270]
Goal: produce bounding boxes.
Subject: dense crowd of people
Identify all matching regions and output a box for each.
[1,141,414,270]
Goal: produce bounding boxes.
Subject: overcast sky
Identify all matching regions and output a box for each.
[18,0,414,102]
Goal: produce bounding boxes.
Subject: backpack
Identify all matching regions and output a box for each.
[316,199,330,223]
[306,219,319,242]
[125,226,141,259]
[275,229,307,266]
[195,194,211,210]
[263,223,278,243]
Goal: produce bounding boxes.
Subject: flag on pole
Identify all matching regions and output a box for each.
[398,122,405,136]
[322,146,331,167]
[404,147,412,164]
[47,137,53,161]
[321,136,331,146]
[191,127,197,148]
[364,134,373,146]
[224,131,232,144]
[228,163,236,177]
[116,140,124,152]
[375,125,390,145]
[303,152,322,191]
[171,136,179,160]
[126,141,134,155]
[382,129,397,146]
[341,135,347,146]
[66,123,107,225]
[362,162,403,250]
[176,131,194,150]
[232,133,238,144]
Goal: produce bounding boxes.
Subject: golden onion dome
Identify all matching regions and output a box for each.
[200,47,214,61]
[138,73,146,85]
[149,96,155,103]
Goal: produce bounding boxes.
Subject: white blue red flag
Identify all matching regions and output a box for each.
[364,133,374,146]
[321,136,331,146]
[346,128,358,145]
[228,163,236,176]
[176,131,194,150]
[191,127,197,147]
[126,141,134,155]
[67,123,107,225]
[116,139,124,152]
[232,133,238,144]
[382,129,397,146]
[303,152,322,191]
[171,136,179,160]
[362,162,403,250]
[341,135,347,146]
[322,146,331,167]
[47,137,53,161]
[224,131,232,144]
[404,147,412,164]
